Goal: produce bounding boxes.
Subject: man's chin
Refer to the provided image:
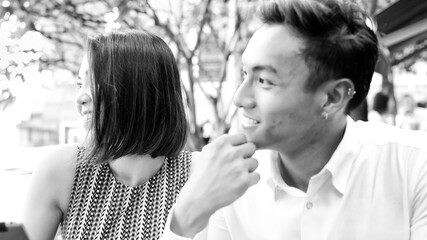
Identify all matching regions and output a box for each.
[230,124,262,146]
[239,130,261,148]
[241,131,272,150]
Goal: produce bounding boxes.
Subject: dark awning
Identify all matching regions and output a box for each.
[375,0,427,64]
[376,0,427,35]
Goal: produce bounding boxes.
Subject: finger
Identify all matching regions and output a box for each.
[227,133,247,146]
[245,157,259,173]
[247,172,261,186]
[233,142,256,158]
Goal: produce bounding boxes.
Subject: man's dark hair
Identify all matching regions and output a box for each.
[85,29,187,163]
[259,0,379,112]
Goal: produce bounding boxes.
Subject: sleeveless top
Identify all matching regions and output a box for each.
[60,146,192,240]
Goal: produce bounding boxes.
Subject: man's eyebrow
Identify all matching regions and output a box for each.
[251,65,277,74]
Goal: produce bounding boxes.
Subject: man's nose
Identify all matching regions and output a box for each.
[233,79,255,109]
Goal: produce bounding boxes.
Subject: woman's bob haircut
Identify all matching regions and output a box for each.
[84,29,187,163]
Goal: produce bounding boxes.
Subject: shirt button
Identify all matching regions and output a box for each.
[306,202,313,209]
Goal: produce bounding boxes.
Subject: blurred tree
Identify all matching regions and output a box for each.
[0,0,258,150]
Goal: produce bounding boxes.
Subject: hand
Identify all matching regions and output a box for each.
[171,133,260,237]
[189,133,259,209]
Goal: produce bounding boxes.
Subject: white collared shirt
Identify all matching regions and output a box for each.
[163,117,427,240]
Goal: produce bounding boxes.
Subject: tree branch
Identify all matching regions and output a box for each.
[190,0,213,56]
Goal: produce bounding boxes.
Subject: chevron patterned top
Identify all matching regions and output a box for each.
[60,146,192,240]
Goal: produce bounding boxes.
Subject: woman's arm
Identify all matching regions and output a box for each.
[22,144,78,240]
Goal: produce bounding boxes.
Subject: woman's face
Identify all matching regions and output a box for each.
[75,55,93,131]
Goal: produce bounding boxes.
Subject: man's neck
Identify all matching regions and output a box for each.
[277,118,347,192]
[277,153,328,192]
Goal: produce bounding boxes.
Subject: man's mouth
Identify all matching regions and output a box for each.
[241,115,260,128]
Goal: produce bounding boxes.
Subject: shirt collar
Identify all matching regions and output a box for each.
[268,151,306,197]
[269,151,282,188]
[267,116,360,196]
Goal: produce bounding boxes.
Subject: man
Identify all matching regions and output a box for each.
[162,0,427,239]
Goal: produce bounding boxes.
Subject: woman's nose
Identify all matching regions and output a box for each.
[233,79,255,109]
[76,90,92,105]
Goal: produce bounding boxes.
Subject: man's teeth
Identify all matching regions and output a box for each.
[242,116,259,126]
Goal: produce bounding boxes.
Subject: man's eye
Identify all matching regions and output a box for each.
[259,78,270,85]
[76,81,82,88]
[258,78,275,87]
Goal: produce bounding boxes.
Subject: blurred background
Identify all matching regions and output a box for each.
[1,0,427,222]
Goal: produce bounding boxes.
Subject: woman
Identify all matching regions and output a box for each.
[22,30,191,240]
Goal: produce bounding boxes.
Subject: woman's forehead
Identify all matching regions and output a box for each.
[78,54,89,79]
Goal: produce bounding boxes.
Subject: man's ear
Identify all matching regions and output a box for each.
[322,78,355,114]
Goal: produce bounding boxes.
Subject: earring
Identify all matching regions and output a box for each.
[348,88,356,99]
[323,111,328,120]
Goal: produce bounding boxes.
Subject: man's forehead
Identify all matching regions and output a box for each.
[242,24,303,66]
[242,45,302,70]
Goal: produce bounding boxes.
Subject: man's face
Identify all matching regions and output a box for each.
[234,24,325,153]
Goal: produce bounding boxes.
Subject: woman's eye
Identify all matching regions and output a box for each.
[76,81,83,89]
[241,70,248,79]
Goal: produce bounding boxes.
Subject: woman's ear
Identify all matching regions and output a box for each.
[322,78,355,114]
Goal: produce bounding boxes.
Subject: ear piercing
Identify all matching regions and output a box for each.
[348,88,356,99]
[323,111,328,120]
[321,88,355,120]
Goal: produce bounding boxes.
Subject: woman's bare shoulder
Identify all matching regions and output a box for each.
[22,143,81,239]
[34,144,79,175]
[30,143,80,211]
